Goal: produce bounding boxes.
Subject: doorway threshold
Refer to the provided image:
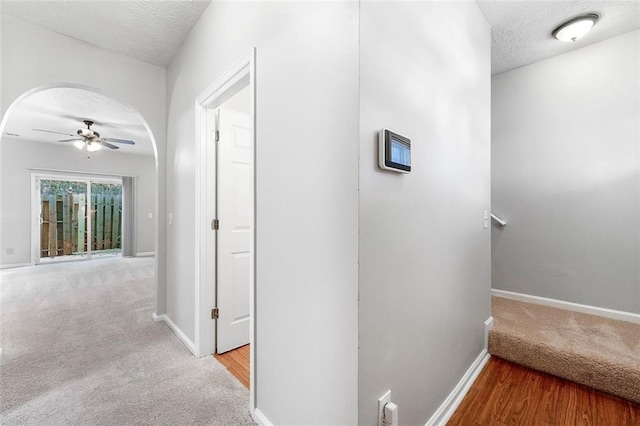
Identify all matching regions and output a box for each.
[214,344,250,389]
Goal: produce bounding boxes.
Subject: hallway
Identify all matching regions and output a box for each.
[0,257,253,425]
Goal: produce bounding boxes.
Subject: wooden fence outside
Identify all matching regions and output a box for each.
[40,192,122,258]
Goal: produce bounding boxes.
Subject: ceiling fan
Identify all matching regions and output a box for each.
[33,120,136,151]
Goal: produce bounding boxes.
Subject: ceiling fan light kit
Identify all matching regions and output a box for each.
[43,119,137,151]
[86,142,102,152]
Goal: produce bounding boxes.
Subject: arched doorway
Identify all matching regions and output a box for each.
[0,84,160,306]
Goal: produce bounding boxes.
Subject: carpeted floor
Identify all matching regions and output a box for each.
[489,296,640,404]
[0,257,255,425]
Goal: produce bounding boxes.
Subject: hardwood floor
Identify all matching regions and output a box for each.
[213,344,250,389]
[448,357,640,425]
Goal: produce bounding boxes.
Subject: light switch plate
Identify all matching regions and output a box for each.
[378,390,391,426]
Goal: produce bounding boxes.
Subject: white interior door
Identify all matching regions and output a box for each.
[216,107,251,354]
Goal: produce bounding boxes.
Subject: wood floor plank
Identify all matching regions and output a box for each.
[448,357,640,426]
[213,344,250,389]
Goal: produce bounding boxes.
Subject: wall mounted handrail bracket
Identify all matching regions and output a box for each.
[491,213,507,226]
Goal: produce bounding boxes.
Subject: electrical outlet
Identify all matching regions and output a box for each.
[169,213,173,225]
[378,390,391,426]
[6,247,14,256]
[148,213,153,219]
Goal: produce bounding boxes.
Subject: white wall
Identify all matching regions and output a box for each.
[166,2,359,424]
[0,138,155,265]
[0,16,167,312]
[358,2,491,424]
[492,30,640,314]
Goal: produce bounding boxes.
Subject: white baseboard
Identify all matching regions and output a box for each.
[425,350,490,426]
[0,262,31,270]
[152,313,197,356]
[136,252,155,257]
[492,289,640,325]
[252,408,274,426]
[484,316,494,351]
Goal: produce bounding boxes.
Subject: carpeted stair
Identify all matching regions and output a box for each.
[489,296,640,404]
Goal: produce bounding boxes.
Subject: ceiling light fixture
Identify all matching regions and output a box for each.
[86,142,102,152]
[73,140,102,152]
[552,14,599,42]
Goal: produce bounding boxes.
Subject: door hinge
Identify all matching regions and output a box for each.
[211,307,219,319]
[215,130,220,142]
[211,219,219,230]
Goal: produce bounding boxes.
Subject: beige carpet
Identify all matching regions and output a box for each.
[489,296,640,404]
[0,257,255,425]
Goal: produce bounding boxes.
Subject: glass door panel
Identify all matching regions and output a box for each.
[39,179,89,263]
[90,182,123,257]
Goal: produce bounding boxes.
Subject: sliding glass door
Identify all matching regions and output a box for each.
[36,176,123,264]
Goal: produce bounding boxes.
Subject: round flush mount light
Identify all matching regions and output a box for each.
[552,14,599,42]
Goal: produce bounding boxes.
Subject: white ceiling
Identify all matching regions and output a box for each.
[1,0,211,67]
[477,0,640,75]
[1,1,211,158]
[2,1,637,75]
[3,87,154,156]
[1,0,637,142]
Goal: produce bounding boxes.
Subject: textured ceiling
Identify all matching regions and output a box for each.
[3,87,154,156]
[477,1,640,75]
[3,1,637,79]
[1,0,211,66]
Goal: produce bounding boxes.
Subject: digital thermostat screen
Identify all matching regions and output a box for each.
[379,129,411,173]
[390,138,411,167]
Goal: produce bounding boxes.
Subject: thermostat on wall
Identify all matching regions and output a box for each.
[378,128,411,173]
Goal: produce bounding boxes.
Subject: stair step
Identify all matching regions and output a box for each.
[489,296,640,404]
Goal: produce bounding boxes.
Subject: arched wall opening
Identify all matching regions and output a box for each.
[0,83,161,311]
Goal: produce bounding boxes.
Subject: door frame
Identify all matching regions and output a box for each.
[194,48,256,411]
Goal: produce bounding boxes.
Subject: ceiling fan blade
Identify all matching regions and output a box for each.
[103,138,135,145]
[33,128,76,137]
[23,107,133,128]
[58,138,84,143]
[99,141,120,150]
